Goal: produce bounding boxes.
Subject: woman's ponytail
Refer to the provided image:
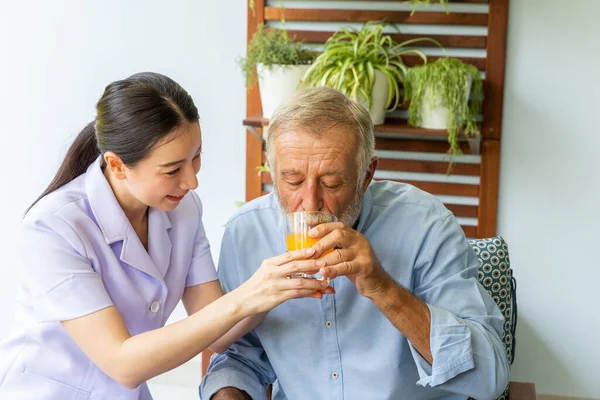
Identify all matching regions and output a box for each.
[27,121,99,213]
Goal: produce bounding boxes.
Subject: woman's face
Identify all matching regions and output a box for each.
[122,122,202,211]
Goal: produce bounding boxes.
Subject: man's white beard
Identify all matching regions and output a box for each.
[273,181,364,228]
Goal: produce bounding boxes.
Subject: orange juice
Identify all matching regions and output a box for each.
[286,234,333,254]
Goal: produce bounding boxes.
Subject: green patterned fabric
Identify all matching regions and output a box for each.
[469,236,516,400]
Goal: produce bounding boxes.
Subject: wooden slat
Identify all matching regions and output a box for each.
[376,0,488,2]
[375,118,480,139]
[286,30,487,49]
[258,187,477,218]
[376,138,473,154]
[446,204,478,218]
[263,174,477,198]
[481,0,509,140]
[244,115,269,127]
[265,8,489,26]
[477,139,500,238]
[244,116,482,141]
[404,55,485,70]
[262,172,273,185]
[245,2,265,203]
[375,178,479,197]
[377,158,480,176]
[462,225,477,237]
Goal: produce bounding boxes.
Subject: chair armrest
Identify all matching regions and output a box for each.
[509,381,536,400]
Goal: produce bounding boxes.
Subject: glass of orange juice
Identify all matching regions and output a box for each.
[285,211,337,279]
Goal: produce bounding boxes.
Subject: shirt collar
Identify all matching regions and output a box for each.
[85,157,172,281]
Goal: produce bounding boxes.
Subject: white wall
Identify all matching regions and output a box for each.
[499,0,600,398]
[1,0,599,398]
[0,0,246,337]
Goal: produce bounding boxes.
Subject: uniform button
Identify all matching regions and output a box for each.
[331,372,339,379]
[150,301,161,313]
[325,321,333,328]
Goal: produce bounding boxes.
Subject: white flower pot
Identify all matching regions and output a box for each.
[420,76,473,130]
[257,63,309,119]
[358,70,388,125]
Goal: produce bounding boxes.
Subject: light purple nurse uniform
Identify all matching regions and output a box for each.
[0,157,218,399]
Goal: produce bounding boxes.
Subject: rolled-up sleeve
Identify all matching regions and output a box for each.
[18,213,113,323]
[410,213,509,399]
[200,227,275,399]
[185,193,217,287]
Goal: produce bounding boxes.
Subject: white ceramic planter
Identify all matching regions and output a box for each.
[257,63,309,119]
[419,76,473,130]
[358,70,388,125]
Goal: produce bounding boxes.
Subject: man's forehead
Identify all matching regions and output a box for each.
[280,168,346,176]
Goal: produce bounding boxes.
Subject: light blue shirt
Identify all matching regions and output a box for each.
[0,157,217,400]
[201,181,509,400]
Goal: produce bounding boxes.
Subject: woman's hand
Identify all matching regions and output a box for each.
[235,248,333,315]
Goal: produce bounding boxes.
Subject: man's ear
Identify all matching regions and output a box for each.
[104,152,127,180]
[362,157,378,193]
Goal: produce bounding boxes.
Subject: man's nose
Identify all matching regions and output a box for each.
[301,181,323,211]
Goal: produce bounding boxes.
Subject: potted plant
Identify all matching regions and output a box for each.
[408,0,449,15]
[240,24,316,119]
[404,57,482,156]
[302,23,433,125]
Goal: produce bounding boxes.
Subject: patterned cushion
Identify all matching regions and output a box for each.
[469,236,517,400]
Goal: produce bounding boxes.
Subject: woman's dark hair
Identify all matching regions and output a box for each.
[27,72,199,212]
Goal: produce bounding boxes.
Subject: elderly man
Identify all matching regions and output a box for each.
[200,87,509,400]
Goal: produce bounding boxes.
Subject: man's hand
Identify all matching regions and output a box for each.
[211,387,252,400]
[309,221,433,363]
[308,222,393,299]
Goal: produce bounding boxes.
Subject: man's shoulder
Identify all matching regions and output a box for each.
[226,193,280,228]
[368,180,450,219]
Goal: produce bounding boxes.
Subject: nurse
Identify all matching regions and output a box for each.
[0,72,328,399]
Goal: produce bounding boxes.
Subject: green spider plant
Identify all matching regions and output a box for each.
[408,0,449,16]
[302,22,439,112]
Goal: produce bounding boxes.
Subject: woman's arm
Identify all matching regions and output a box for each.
[62,284,246,389]
[61,250,325,389]
[182,282,267,353]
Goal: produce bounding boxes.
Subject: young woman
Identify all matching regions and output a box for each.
[0,72,328,399]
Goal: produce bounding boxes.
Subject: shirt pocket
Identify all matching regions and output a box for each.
[21,367,91,400]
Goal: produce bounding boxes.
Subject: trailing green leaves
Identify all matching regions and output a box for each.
[405,57,482,156]
[408,0,449,16]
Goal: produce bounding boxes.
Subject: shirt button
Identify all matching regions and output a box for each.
[150,301,161,313]
[325,321,333,328]
[331,372,339,379]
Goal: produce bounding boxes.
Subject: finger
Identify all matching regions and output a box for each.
[308,284,337,299]
[277,259,326,278]
[320,261,361,279]
[310,291,323,300]
[284,288,325,300]
[283,284,336,301]
[309,229,348,259]
[317,248,350,267]
[307,221,346,239]
[278,277,330,292]
[265,248,316,266]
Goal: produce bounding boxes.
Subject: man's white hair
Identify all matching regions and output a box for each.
[265,86,375,188]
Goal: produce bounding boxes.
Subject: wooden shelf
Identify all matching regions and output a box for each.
[243,115,481,153]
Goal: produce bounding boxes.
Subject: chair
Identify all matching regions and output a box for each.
[470,237,535,400]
